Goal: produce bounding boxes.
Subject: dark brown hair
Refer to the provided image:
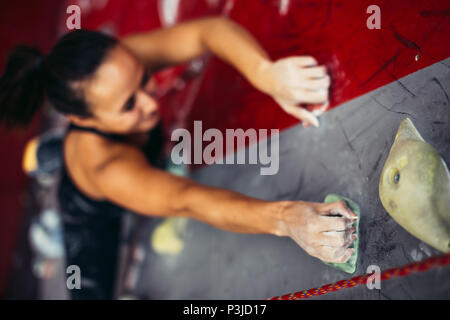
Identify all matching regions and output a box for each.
[0,29,118,129]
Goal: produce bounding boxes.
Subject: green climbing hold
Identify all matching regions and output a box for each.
[323,194,360,274]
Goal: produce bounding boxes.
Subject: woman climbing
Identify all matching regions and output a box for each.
[0,17,357,299]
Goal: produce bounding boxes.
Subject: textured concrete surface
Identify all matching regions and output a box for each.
[137,58,450,299]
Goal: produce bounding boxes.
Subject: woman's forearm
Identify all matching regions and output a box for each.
[201,18,271,91]
[175,181,283,236]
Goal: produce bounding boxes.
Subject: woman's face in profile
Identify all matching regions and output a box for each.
[73,43,160,134]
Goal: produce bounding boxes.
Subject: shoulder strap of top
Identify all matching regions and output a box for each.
[67,123,126,142]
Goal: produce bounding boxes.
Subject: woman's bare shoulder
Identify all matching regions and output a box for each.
[66,130,144,172]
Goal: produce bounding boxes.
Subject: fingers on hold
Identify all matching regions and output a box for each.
[320,231,346,247]
[301,111,319,127]
[314,76,331,88]
[320,216,347,232]
[318,247,343,263]
[303,66,327,78]
[337,249,355,263]
[325,200,358,221]
[321,227,356,248]
[286,106,319,127]
[318,238,356,262]
[299,76,330,91]
[321,248,354,263]
[292,56,318,67]
[343,208,358,222]
[346,226,356,235]
[334,200,348,212]
[344,233,357,247]
[345,220,356,228]
[302,89,328,104]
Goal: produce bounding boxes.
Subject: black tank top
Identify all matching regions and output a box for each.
[57,122,165,221]
[58,122,165,299]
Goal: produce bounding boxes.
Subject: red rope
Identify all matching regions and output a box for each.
[268,253,450,300]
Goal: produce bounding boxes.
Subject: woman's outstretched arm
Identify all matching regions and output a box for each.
[87,142,357,263]
[121,17,330,126]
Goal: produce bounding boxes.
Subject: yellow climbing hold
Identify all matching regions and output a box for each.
[22,137,39,174]
[379,118,450,252]
[150,217,188,255]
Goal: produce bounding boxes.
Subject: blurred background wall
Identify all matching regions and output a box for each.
[0,0,62,298]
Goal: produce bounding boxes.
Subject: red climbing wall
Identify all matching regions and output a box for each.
[59,0,449,157]
[0,0,62,298]
[163,0,450,144]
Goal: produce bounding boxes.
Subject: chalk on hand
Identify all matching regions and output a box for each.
[322,194,360,274]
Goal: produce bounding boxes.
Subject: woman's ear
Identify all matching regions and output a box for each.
[68,114,96,128]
